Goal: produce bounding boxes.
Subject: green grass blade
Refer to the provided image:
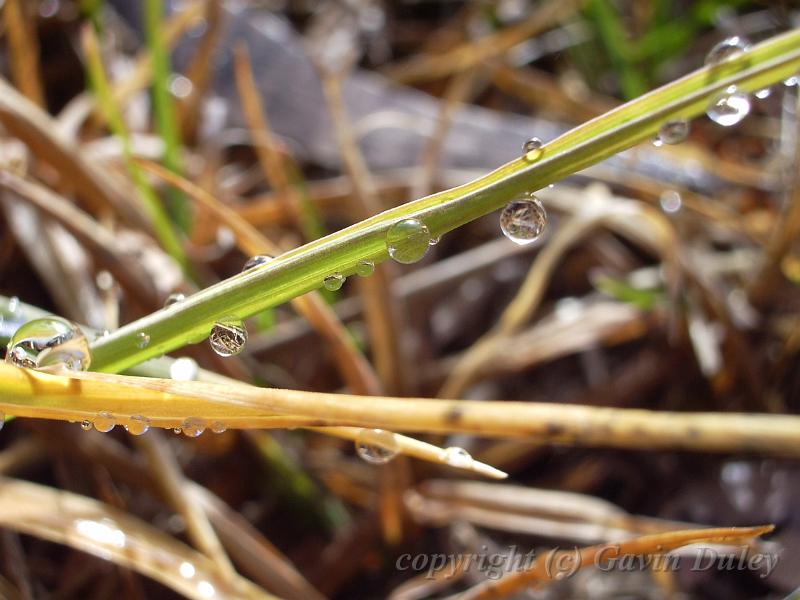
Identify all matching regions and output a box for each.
[143,0,189,230]
[88,28,800,374]
[82,26,189,272]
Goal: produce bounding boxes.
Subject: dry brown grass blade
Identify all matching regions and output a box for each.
[0,77,150,227]
[0,476,275,599]
[319,70,409,395]
[136,432,237,579]
[413,69,483,199]
[385,0,582,84]
[190,487,328,600]
[136,158,383,396]
[5,364,800,456]
[233,44,298,225]
[451,525,774,600]
[439,193,679,398]
[405,480,732,546]
[2,0,44,107]
[0,170,161,309]
[491,63,617,122]
[179,0,223,141]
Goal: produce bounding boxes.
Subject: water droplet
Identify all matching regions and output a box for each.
[355,429,399,464]
[323,273,345,291]
[659,190,682,214]
[441,446,474,469]
[654,120,689,146]
[169,74,193,99]
[428,236,440,246]
[136,332,150,349]
[5,317,91,371]
[164,293,185,308]
[706,91,751,126]
[95,270,115,291]
[522,137,543,161]
[355,260,374,277]
[94,412,116,433]
[126,415,150,436]
[386,218,431,264]
[80,420,92,431]
[170,357,199,381]
[211,421,226,434]
[209,318,247,357]
[705,36,750,65]
[499,195,547,245]
[182,417,206,437]
[8,296,20,314]
[784,75,799,87]
[173,427,182,434]
[755,87,771,99]
[242,255,273,271]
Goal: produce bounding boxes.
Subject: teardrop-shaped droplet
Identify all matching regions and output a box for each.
[441,446,474,469]
[136,332,150,349]
[209,318,247,357]
[323,273,345,291]
[80,420,92,431]
[522,137,543,161]
[242,255,273,271]
[164,293,185,308]
[211,421,227,434]
[94,412,116,433]
[126,415,150,436]
[5,316,91,371]
[705,36,750,65]
[654,120,690,146]
[182,417,206,438]
[755,87,771,99]
[499,195,547,245]
[170,357,199,381]
[355,428,399,465]
[355,260,375,277]
[707,91,751,126]
[386,218,431,264]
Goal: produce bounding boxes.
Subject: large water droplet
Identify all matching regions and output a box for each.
[441,446,474,469]
[355,260,375,277]
[355,429,399,464]
[170,357,199,381]
[705,36,750,65]
[499,195,547,245]
[164,293,185,308]
[125,415,150,436]
[94,412,116,433]
[136,332,151,349]
[242,255,273,271]
[5,316,91,371]
[707,90,751,126]
[323,273,345,291]
[209,318,247,357]
[386,218,431,264]
[522,137,543,161]
[654,120,689,146]
[211,421,227,434]
[182,417,206,437]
